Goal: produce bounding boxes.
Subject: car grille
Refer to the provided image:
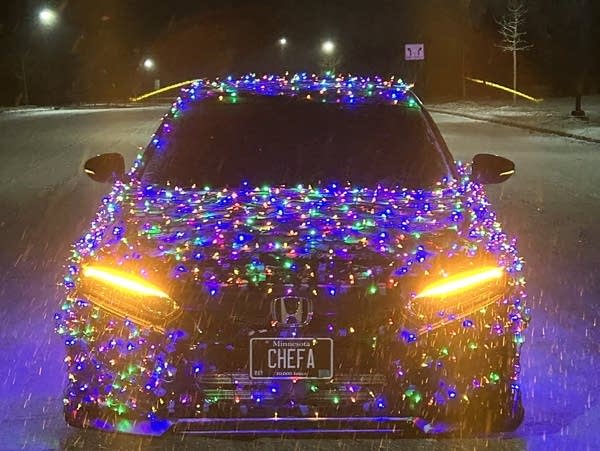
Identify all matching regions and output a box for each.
[169,416,421,436]
[195,372,387,403]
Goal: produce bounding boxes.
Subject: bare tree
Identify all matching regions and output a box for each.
[496,0,532,104]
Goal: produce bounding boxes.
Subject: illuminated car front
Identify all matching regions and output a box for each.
[56,74,528,436]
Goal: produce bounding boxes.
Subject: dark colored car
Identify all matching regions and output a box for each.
[56,74,529,436]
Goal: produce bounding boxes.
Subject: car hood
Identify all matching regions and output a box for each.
[67,172,521,303]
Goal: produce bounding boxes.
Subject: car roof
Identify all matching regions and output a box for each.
[172,73,422,109]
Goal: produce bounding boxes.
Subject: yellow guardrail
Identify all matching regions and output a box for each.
[130,79,201,102]
[131,76,543,104]
[466,77,543,103]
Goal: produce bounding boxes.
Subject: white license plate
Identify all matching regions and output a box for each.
[249,337,333,380]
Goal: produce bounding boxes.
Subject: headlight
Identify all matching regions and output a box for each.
[409,266,507,331]
[79,265,180,331]
[415,266,504,299]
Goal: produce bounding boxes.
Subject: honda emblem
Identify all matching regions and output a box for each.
[271,296,313,327]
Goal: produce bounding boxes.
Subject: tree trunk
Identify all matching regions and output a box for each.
[20,56,29,106]
[512,49,517,105]
[461,45,466,99]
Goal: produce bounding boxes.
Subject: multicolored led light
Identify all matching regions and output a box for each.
[55,73,528,433]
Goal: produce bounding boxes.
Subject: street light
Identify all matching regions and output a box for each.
[143,58,156,71]
[38,8,58,28]
[321,40,335,54]
[20,7,59,104]
[277,37,288,71]
[141,58,160,90]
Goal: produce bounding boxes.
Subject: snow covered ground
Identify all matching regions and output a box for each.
[429,95,600,142]
[0,107,598,450]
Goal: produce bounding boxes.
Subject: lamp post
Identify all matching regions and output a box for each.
[141,57,160,90]
[18,7,59,104]
[320,40,339,73]
[278,37,288,70]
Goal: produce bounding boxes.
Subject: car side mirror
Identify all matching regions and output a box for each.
[471,153,515,184]
[84,153,125,183]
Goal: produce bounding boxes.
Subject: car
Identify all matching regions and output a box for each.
[56,73,529,437]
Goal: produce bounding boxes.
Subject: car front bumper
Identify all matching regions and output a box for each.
[67,412,441,437]
[59,289,526,436]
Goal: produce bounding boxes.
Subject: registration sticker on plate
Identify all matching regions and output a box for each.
[249,337,333,380]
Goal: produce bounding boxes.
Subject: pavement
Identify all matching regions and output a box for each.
[6,94,600,144]
[428,95,600,143]
[0,106,599,450]
[0,104,156,115]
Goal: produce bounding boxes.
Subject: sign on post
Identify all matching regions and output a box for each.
[405,43,425,61]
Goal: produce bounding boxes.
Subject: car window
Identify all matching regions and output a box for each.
[141,96,450,188]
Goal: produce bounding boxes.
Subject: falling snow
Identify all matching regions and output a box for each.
[0,105,598,449]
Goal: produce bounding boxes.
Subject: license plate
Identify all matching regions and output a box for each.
[249,337,333,380]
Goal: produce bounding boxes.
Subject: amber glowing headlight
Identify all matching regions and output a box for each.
[415,266,504,299]
[409,266,507,330]
[79,265,180,331]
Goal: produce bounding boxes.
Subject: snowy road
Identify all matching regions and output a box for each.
[0,107,598,450]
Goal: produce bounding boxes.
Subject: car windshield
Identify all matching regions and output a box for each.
[142,96,450,188]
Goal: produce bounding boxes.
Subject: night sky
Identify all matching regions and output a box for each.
[0,0,599,105]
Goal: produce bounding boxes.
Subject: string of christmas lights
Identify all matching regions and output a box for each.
[55,73,528,433]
